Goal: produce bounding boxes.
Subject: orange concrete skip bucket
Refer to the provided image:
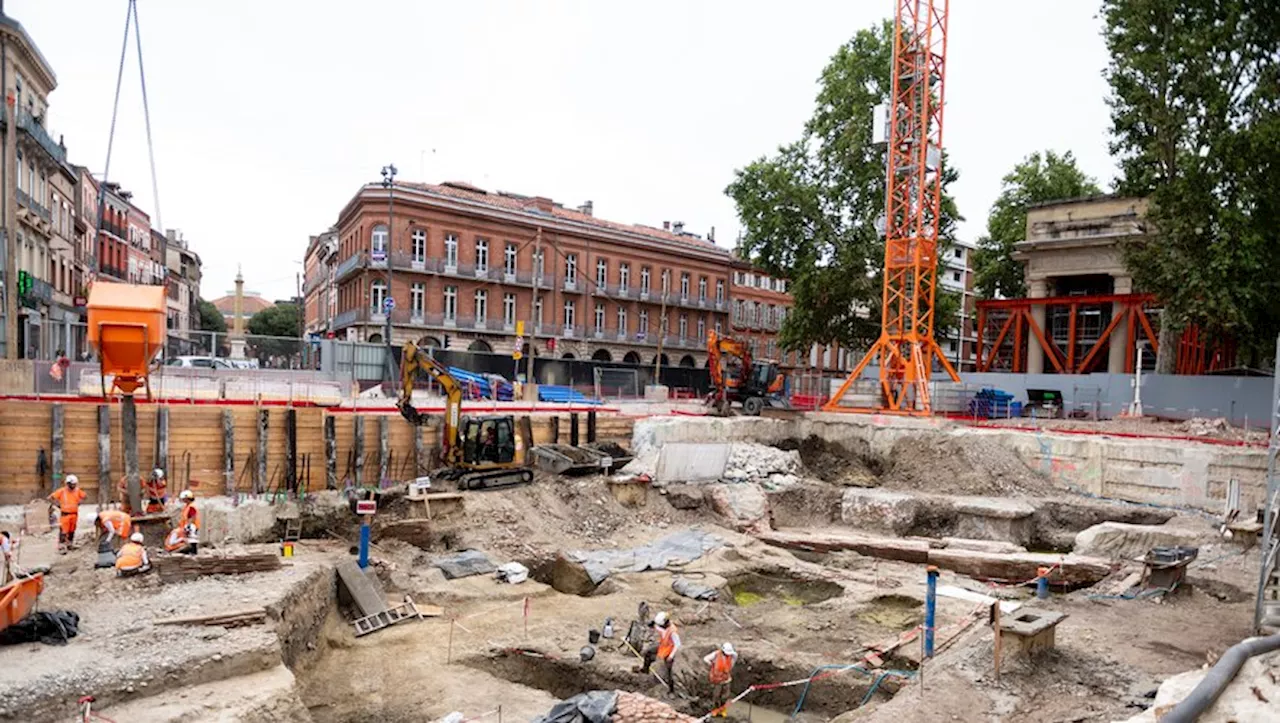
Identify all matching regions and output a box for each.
[87,282,167,395]
[0,573,44,632]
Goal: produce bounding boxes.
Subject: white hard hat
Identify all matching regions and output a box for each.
[153,468,165,479]
[179,490,194,501]
[130,532,144,543]
[654,612,668,626]
[66,474,79,486]
[722,642,735,656]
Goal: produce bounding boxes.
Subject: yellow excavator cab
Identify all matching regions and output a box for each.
[87,282,166,395]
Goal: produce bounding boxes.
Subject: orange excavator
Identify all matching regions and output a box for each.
[706,331,786,416]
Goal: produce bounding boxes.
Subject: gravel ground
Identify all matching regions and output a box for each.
[0,536,342,722]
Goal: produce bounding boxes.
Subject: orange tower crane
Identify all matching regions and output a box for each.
[825,0,959,415]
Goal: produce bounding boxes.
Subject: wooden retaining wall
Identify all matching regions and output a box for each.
[0,400,634,504]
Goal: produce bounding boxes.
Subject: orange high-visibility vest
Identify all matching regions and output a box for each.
[116,542,146,571]
[657,623,679,660]
[50,487,86,514]
[181,503,200,530]
[99,509,132,538]
[164,528,187,552]
[709,651,735,684]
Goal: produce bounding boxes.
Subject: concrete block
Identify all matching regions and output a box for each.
[1073,520,1212,560]
[953,497,1035,546]
[707,483,769,533]
[655,442,730,484]
[840,488,918,535]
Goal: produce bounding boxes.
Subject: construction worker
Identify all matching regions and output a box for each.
[641,611,681,695]
[115,532,151,576]
[48,475,87,553]
[94,507,133,568]
[164,490,200,555]
[704,642,738,715]
[118,469,169,514]
[1,530,14,585]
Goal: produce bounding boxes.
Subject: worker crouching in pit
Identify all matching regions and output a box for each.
[119,468,170,515]
[115,532,152,577]
[164,490,200,555]
[94,506,134,568]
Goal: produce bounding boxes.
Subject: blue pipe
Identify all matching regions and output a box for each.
[1036,570,1049,600]
[790,663,915,718]
[925,566,938,658]
[358,521,371,569]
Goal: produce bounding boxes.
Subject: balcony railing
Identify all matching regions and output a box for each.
[16,109,67,164]
[334,253,363,282]
[562,278,580,293]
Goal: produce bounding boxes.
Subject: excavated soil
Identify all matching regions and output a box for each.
[776,436,882,487]
[878,435,1057,497]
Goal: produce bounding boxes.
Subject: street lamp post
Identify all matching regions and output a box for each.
[381,164,397,386]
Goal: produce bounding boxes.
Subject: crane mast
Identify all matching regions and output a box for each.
[826,0,959,415]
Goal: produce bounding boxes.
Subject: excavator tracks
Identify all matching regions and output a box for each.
[456,468,534,491]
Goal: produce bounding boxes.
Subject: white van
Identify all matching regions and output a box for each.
[166,356,233,369]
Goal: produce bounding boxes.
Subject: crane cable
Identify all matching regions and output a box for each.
[96,0,163,274]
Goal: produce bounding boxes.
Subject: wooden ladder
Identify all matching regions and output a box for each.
[353,596,423,637]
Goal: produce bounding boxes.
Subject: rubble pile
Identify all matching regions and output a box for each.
[722,443,802,490]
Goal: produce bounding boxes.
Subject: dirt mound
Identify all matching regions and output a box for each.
[776,436,882,487]
[879,434,1055,497]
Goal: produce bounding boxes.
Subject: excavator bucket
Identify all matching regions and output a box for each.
[397,401,428,426]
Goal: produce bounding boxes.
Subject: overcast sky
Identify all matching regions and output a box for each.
[10,0,1114,302]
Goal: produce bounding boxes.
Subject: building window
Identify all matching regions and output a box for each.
[698,277,707,301]
[954,248,962,259]
[639,309,649,335]
[617,306,627,333]
[734,300,743,323]
[952,271,961,282]
[714,320,722,335]
[565,254,577,283]
[505,243,517,275]
[563,299,576,327]
[734,271,743,285]
[757,275,767,289]
[475,289,488,321]
[445,233,459,268]
[534,297,543,326]
[475,238,489,272]
[596,258,607,289]
[503,293,516,326]
[443,286,457,322]
[661,270,671,294]
[594,302,605,331]
[680,273,690,298]
[411,283,425,316]
[411,229,426,263]
[778,279,787,294]
[370,280,387,311]
[15,150,21,192]
[697,316,705,341]
[640,267,651,293]
[715,279,724,302]
[678,314,688,339]
[619,263,630,291]
[370,225,388,256]
[533,249,545,279]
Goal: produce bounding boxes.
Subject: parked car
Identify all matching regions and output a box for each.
[165,356,233,369]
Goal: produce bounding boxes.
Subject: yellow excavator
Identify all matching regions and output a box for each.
[396,341,534,490]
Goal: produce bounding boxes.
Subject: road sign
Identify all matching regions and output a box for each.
[372,248,387,262]
[356,499,377,516]
[515,320,525,336]
[513,351,523,361]
[384,297,396,312]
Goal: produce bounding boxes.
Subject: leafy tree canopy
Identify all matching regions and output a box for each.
[247,303,301,338]
[196,298,226,333]
[727,20,962,354]
[1104,0,1280,365]
[973,151,1100,300]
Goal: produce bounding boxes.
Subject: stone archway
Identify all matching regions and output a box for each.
[467,339,493,353]
[561,352,576,360]
[652,354,670,366]
[591,349,613,362]
[418,336,443,350]
[367,333,383,344]
[679,354,696,368]
[623,351,642,364]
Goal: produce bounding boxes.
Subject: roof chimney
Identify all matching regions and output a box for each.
[708,226,716,242]
[663,221,670,231]
[580,200,593,217]
[673,221,685,234]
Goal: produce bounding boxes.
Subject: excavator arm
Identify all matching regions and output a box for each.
[397,341,463,465]
[707,331,753,411]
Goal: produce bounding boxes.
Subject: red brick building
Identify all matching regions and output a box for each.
[311,181,737,367]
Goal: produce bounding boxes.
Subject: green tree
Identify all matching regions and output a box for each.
[246,303,302,363]
[973,151,1100,300]
[196,298,226,333]
[727,21,963,354]
[1104,0,1280,368]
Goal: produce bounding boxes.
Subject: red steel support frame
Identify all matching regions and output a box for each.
[975,293,1159,374]
[826,0,959,415]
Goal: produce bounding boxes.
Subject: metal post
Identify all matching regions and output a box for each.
[358,516,371,569]
[924,565,938,658]
[381,164,398,387]
[1037,567,1050,600]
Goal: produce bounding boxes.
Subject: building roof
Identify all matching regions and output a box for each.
[210,294,273,316]
[396,181,726,254]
